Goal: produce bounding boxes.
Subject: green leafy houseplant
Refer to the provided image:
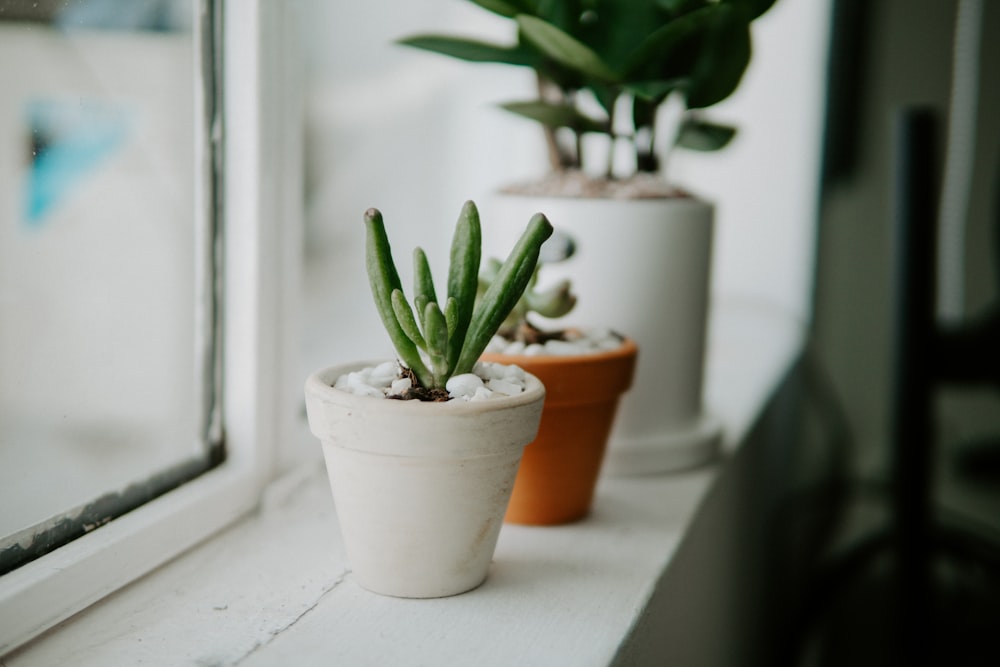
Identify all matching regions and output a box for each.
[365,199,553,392]
[399,0,777,179]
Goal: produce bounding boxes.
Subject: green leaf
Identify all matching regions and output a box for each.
[455,213,553,374]
[363,208,432,386]
[444,297,459,338]
[391,289,426,350]
[397,35,537,67]
[623,5,718,77]
[445,200,482,369]
[413,247,437,330]
[721,0,778,20]
[423,301,451,385]
[525,279,577,319]
[589,83,619,116]
[500,100,608,134]
[626,77,687,102]
[656,0,708,12]
[685,5,752,108]
[675,117,737,151]
[516,14,621,82]
[470,0,538,18]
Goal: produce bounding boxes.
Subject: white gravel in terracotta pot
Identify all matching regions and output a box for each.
[483,328,624,357]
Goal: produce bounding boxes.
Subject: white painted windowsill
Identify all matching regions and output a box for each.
[7,299,804,667]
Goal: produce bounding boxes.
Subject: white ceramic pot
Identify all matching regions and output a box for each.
[482,194,721,475]
[304,361,545,598]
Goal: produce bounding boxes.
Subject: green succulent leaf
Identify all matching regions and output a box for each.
[456,213,553,374]
[444,296,459,338]
[363,208,433,386]
[676,117,737,151]
[397,35,538,67]
[413,247,437,321]
[445,200,482,369]
[414,295,429,330]
[500,100,608,134]
[391,289,426,350]
[423,301,451,382]
[515,14,621,83]
[525,279,577,319]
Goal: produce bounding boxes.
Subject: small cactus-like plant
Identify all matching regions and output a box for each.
[365,200,553,390]
[479,259,577,342]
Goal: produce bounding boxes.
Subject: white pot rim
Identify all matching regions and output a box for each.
[305,360,546,459]
[306,360,545,414]
[495,188,715,210]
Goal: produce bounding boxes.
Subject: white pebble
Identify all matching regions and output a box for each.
[584,328,613,342]
[543,339,584,356]
[485,335,507,353]
[390,377,411,395]
[446,373,485,400]
[503,364,526,382]
[369,361,398,386]
[598,337,622,351]
[473,361,505,380]
[472,386,494,401]
[352,384,383,399]
[524,344,546,356]
[504,341,526,356]
[346,370,370,389]
[487,378,522,396]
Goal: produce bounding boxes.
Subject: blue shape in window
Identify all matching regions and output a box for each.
[24,99,131,228]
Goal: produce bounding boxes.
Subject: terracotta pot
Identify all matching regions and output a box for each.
[481,337,637,525]
[304,361,545,598]
[481,195,721,474]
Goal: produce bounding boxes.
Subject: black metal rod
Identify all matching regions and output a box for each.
[888,107,939,662]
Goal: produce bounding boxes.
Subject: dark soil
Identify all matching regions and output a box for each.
[386,365,451,402]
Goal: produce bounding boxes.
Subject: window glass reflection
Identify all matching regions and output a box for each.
[0,0,204,550]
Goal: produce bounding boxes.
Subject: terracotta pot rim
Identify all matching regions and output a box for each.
[480,338,638,406]
[480,336,638,368]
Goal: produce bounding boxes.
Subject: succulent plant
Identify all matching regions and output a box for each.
[365,200,553,390]
[399,0,777,178]
[479,258,577,340]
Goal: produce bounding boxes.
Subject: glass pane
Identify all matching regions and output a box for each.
[0,0,216,567]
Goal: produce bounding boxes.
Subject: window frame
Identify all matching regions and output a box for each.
[0,0,297,654]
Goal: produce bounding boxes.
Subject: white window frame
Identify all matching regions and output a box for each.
[0,0,298,654]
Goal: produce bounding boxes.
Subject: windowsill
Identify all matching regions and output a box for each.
[6,298,805,666]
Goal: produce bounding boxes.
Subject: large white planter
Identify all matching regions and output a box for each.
[304,361,545,598]
[482,194,721,475]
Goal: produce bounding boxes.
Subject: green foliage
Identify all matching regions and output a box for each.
[398,0,777,176]
[364,201,553,389]
[479,260,577,335]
